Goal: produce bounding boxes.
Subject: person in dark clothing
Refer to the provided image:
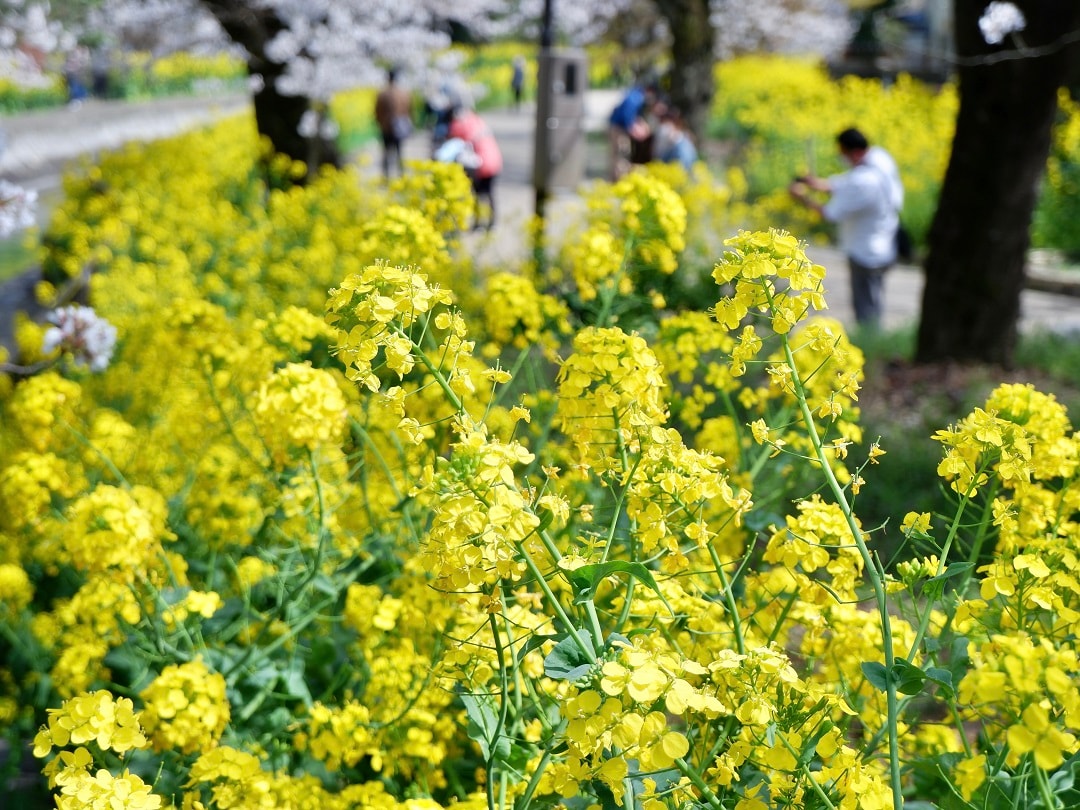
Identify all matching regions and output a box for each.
[374,68,413,179]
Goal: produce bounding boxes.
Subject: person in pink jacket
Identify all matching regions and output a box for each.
[447,106,503,230]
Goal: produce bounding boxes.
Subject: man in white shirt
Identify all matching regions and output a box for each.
[789,128,904,327]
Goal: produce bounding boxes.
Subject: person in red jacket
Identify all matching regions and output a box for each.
[447,105,503,231]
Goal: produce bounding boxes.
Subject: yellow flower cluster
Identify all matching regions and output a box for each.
[0,562,33,617]
[557,169,696,317]
[138,659,230,755]
[60,485,174,579]
[149,51,244,83]
[612,172,687,276]
[389,159,476,236]
[0,451,83,536]
[555,326,669,474]
[34,691,148,757]
[712,229,827,338]
[254,362,348,467]
[562,224,627,302]
[958,634,1079,770]
[625,426,751,573]
[327,263,454,391]
[416,429,540,591]
[929,383,1080,785]
[481,271,569,354]
[4,371,83,453]
[46,748,162,810]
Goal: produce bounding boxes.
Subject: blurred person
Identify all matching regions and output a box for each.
[511,56,525,110]
[655,107,698,171]
[789,127,903,328]
[446,105,503,231]
[91,48,110,99]
[374,67,413,179]
[608,80,658,180]
[63,49,88,105]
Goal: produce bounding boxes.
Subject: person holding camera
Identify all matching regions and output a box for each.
[789,127,904,328]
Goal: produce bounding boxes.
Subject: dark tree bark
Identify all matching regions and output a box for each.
[652,0,714,141]
[915,0,1080,366]
[199,1,341,178]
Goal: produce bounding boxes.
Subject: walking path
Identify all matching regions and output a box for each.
[3,89,1080,358]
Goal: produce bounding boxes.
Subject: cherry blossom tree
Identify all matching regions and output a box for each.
[2,1,852,172]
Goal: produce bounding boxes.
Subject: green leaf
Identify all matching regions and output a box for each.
[925,666,954,698]
[102,646,151,683]
[461,691,510,763]
[244,662,279,689]
[889,660,933,699]
[515,632,558,665]
[283,661,312,707]
[566,561,664,605]
[926,562,975,583]
[544,630,594,681]
[534,506,555,535]
[891,658,927,696]
[862,659,927,695]
[861,661,888,692]
[1048,749,1080,796]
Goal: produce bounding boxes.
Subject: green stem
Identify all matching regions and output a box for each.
[514,740,560,810]
[402,325,464,413]
[283,450,332,600]
[675,757,724,810]
[707,542,746,655]
[777,731,839,810]
[1033,759,1060,810]
[780,335,904,810]
[516,541,596,663]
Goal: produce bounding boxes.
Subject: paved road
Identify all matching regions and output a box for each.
[3,89,1080,359]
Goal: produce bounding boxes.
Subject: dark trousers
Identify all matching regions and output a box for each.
[848,256,891,327]
[472,175,496,229]
[381,132,403,178]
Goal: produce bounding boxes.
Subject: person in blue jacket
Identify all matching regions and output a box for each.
[655,107,698,172]
[608,82,658,180]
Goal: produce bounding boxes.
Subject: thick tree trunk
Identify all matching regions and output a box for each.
[915,0,1080,366]
[199,1,341,177]
[653,0,714,141]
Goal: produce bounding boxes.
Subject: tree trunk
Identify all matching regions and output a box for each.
[199,1,341,178]
[915,0,1080,366]
[653,0,714,141]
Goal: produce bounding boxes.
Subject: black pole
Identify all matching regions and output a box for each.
[532,0,553,273]
[534,0,553,221]
[540,0,553,50]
